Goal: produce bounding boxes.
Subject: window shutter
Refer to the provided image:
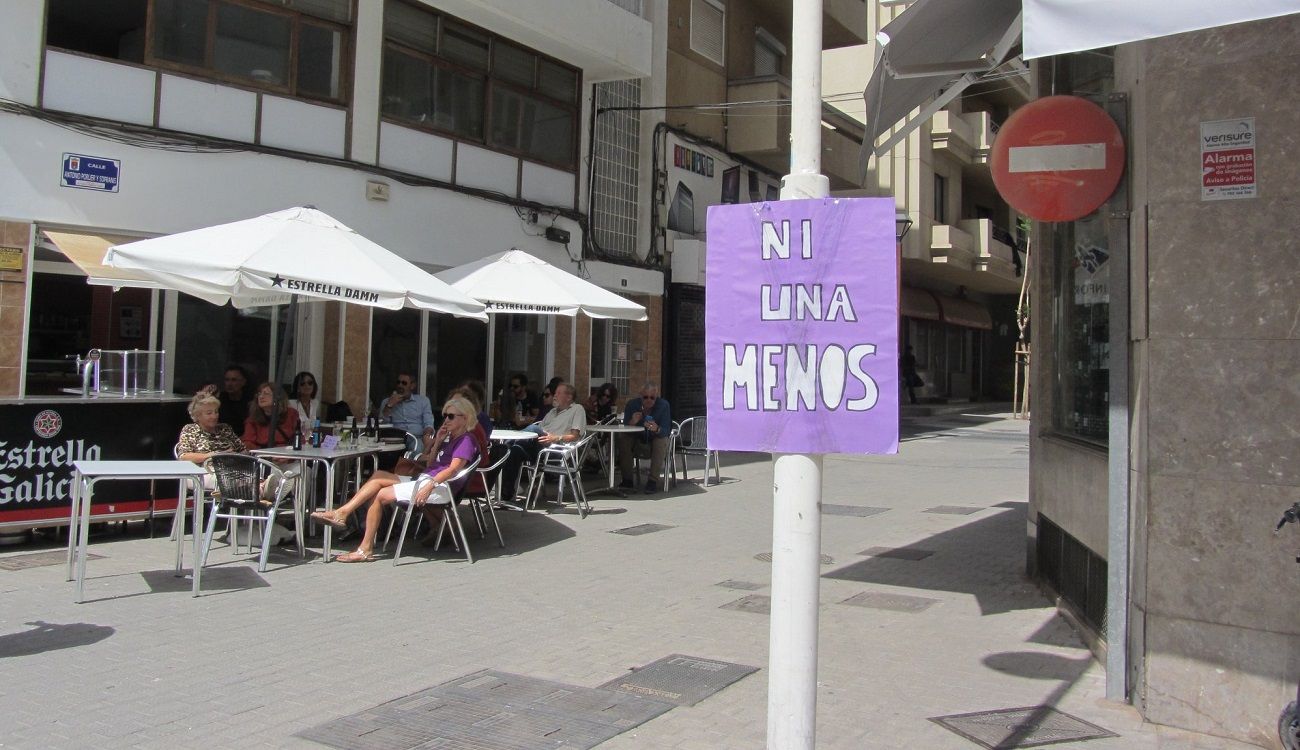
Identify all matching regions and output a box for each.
[690,0,725,66]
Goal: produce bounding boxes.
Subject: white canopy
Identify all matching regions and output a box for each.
[436,248,647,321]
[104,207,487,320]
[1023,0,1300,59]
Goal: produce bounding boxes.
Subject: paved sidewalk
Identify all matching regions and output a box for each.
[0,413,1260,749]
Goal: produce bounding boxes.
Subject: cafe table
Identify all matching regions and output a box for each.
[583,423,645,497]
[251,440,403,561]
[487,429,537,509]
[66,460,208,603]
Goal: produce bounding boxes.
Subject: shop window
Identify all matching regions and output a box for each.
[590,318,610,381]
[1050,216,1109,443]
[369,307,422,413]
[173,295,277,395]
[46,0,351,104]
[426,314,488,412]
[381,1,579,169]
[492,314,550,398]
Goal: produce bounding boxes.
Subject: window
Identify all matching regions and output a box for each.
[46,0,351,103]
[690,0,725,66]
[933,174,948,224]
[1050,216,1109,443]
[754,27,785,77]
[381,2,580,169]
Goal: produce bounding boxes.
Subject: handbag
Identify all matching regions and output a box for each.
[392,456,426,478]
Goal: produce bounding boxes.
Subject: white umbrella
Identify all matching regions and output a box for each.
[104,206,487,320]
[435,248,647,321]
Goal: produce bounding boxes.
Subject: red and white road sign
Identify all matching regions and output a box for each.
[991,95,1125,222]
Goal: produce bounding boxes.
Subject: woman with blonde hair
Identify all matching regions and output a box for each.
[311,395,479,562]
[178,389,246,465]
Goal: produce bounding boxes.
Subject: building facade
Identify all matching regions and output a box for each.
[0,0,663,414]
[1029,15,1300,746]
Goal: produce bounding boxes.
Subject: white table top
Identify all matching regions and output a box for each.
[73,460,209,477]
[490,429,539,441]
[252,444,388,460]
[586,424,646,434]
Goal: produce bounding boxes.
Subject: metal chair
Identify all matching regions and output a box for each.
[383,455,481,565]
[200,454,303,572]
[676,416,721,486]
[464,442,511,547]
[523,433,596,517]
[634,420,682,489]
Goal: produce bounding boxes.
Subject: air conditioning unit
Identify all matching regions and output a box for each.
[671,238,706,285]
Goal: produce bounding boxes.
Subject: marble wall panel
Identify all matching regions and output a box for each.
[1143,17,1300,207]
[1143,473,1298,632]
[1030,437,1109,556]
[1142,612,1297,746]
[1146,337,1300,484]
[1147,197,1300,341]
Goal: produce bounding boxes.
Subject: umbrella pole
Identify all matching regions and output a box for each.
[268,295,298,447]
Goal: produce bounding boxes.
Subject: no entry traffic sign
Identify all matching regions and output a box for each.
[991,96,1125,222]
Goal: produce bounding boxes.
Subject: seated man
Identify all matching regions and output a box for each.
[617,383,671,494]
[380,371,435,442]
[499,383,587,500]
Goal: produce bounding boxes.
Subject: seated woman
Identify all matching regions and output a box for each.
[178,390,247,473]
[585,382,619,423]
[310,396,479,563]
[242,381,301,449]
[290,371,322,433]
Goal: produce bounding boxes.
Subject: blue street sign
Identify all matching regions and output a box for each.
[61,153,120,192]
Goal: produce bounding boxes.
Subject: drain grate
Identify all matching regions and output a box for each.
[0,551,102,571]
[755,552,833,565]
[716,580,765,591]
[610,523,675,536]
[719,594,771,615]
[929,706,1118,749]
[925,505,984,515]
[600,654,758,707]
[858,546,934,561]
[823,504,890,518]
[298,669,672,750]
[839,590,940,612]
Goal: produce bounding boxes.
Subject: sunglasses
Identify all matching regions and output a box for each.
[510,383,523,389]
[396,380,412,386]
[441,413,462,419]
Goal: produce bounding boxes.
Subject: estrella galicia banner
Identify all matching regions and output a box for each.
[705,198,899,454]
[0,400,190,529]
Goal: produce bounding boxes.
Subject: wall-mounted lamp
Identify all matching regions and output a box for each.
[895,209,913,241]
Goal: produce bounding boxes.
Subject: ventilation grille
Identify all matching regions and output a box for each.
[1036,515,1107,632]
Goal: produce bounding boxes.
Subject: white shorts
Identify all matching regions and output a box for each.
[392,477,454,506]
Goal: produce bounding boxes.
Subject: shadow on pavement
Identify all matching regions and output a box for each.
[385,510,578,564]
[822,503,1041,615]
[0,620,115,658]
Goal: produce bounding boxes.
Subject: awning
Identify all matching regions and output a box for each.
[901,286,941,321]
[859,0,1022,174]
[41,229,164,290]
[1023,0,1300,59]
[935,295,993,330]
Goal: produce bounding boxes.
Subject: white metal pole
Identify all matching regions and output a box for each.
[768,1,828,748]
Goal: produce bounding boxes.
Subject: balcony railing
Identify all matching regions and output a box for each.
[958,219,1018,281]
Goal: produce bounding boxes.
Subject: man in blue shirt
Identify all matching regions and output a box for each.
[380,371,434,440]
[617,382,672,494]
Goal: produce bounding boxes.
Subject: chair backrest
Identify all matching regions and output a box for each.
[472,441,512,496]
[448,454,482,501]
[402,432,422,459]
[539,432,595,469]
[204,453,286,507]
[678,416,707,449]
[326,399,352,421]
[600,414,621,426]
[378,426,411,441]
[172,443,183,459]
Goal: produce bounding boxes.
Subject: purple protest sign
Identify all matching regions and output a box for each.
[705,197,898,454]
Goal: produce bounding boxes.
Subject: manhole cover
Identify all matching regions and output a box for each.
[600,654,758,707]
[754,552,833,565]
[858,546,934,561]
[0,550,102,571]
[925,505,984,515]
[610,523,675,536]
[716,580,765,591]
[298,669,671,750]
[823,504,890,518]
[719,594,771,615]
[929,706,1118,749]
[839,590,939,612]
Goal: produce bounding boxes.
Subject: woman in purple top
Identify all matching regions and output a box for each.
[311,395,479,562]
